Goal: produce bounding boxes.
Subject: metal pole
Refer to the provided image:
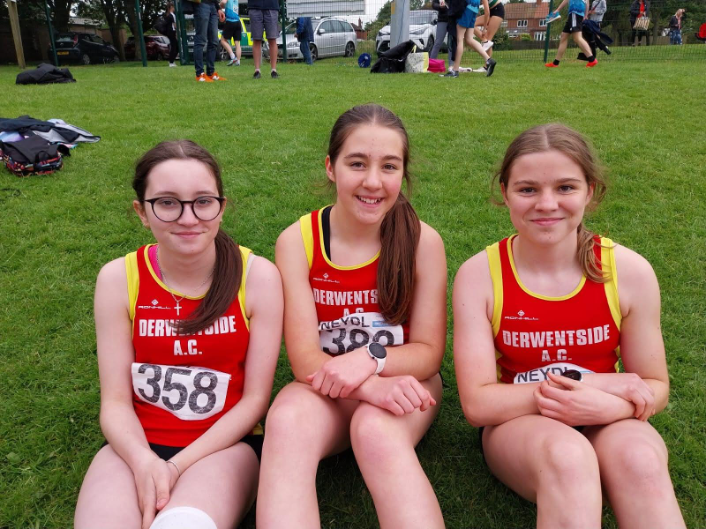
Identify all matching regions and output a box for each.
[135,0,148,67]
[390,0,410,49]
[175,0,190,65]
[8,0,26,69]
[543,0,554,63]
[44,0,58,66]
[280,0,287,61]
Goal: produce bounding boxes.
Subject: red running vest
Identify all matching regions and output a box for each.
[300,208,409,355]
[127,244,251,446]
[489,236,621,384]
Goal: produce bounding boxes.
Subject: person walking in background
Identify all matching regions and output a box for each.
[630,0,650,46]
[295,16,314,65]
[582,0,608,58]
[220,0,242,66]
[249,0,280,79]
[588,0,606,28]
[430,0,450,60]
[193,0,226,81]
[444,0,496,78]
[472,0,505,73]
[165,3,179,67]
[669,9,685,45]
[545,0,598,68]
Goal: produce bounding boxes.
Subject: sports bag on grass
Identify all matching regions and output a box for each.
[405,52,429,73]
[633,16,649,30]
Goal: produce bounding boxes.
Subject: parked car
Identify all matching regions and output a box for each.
[375,10,438,53]
[124,35,171,61]
[187,17,261,59]
[265,17,357,61]
[51,32,120,65]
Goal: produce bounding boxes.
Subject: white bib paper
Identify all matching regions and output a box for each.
[131,363,230,421]
[318,311,404,356]
[513,362,594,385]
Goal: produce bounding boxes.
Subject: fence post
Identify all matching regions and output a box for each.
[543,0,554,63]
[44,0,58,66]
[281,0,287,60]
[8,0,26,69]
[135,0,148,67]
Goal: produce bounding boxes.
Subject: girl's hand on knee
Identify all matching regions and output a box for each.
[135,456,178,529]
[533,373,635,426]
[361,375,436,416]
[306,348,377,399]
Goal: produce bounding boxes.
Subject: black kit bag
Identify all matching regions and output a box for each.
[16,63,76,85]
[371,40,416,74]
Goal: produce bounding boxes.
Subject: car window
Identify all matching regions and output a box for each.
[410,11,436,25]
[321,20,335,33]
[243,19,251,33]
[56,35,75,43]
[335,21,348,33]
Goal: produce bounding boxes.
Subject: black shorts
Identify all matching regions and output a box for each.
[102,435,263,462]
[489,3,505,19]
[222,21,242,42]
[563,12,584,33]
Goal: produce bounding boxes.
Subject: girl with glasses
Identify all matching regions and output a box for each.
[453,124,685,529]
[257,105,447,529]
[75,140,283,529]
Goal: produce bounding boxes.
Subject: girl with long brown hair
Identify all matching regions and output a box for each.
[257,104,447,528]
[74,140,283,529]
[453,124,685,528]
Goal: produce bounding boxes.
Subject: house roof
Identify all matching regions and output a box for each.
[504,2,550,20]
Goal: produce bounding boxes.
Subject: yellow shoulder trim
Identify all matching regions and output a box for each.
[125,250,140,324]
[486,242,503,337]
[317,206,379,270]
[299,213,314,270]
[600,237,621,331]
[238,246,252,331]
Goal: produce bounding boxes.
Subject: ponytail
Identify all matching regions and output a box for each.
[378,194,421,326]
[577,223,610,283]
[176,229,243,335]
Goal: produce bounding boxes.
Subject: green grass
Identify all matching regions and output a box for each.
[1,56,705,528]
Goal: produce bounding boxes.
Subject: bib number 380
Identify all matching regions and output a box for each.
[131,363,230,421]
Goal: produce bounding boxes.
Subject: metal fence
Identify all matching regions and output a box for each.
[219,0,705,64]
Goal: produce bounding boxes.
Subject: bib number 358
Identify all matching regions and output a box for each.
[131,363,230,421]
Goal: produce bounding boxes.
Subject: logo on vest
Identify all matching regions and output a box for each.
[313,273,340,284]
[137,298,172,310]
[504,309,539,322]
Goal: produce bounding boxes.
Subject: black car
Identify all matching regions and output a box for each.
[125,35,171,61]
[51,32,120,65]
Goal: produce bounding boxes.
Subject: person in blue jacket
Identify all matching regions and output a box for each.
[296,16,314,65]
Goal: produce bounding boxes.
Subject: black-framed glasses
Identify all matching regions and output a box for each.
[143,196,225,222]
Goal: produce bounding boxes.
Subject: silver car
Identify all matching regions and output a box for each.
[265,17,357,60]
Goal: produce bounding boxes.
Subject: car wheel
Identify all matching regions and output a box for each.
[310,44,318,61]
[424,36,434,53]
[344,41,355,57]
[81,53,91,65]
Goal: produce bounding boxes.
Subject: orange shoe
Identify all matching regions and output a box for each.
[545,62,559,68]
[196,73,213,82]
[586,59,598,68]
[208,72,226,81]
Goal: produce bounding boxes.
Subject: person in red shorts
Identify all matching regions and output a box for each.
[257,104,447,529]
[74,140,283,529]
[453,124,685,529]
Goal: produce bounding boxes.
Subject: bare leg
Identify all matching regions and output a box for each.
[483,416,602,529]
[554,32,570,61]
[268,38,278,70]
[584,420,686,529]
[484,16,503,58]
[453,25,467,70]
[156,442,259,528]
[253,40,262,70]
[235,41,241,62]
[572,31,594,58]
[256,382,358,529]
[220,38,234,59]
[464,31,490,62]
[75,445,143,529]
[351,375,444,529]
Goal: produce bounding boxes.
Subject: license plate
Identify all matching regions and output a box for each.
[58,51,69,55]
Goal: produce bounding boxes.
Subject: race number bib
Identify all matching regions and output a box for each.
[318,311,404,355]
[513,362,594,384]
[131,363,231,421]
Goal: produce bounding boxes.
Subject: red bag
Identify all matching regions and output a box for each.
[428,58,445,73]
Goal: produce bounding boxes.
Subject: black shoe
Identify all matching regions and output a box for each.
[271,70,279,79]
[485,58,496,77]
[253,70,261,79]
[442,70,459,78]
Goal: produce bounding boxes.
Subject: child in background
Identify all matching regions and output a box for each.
[545,0,598,68]
[220,0,242,66]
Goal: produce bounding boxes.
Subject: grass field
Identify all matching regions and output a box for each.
[1,56,705,528]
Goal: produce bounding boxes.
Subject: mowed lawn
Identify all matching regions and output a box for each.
[1,57,705,528]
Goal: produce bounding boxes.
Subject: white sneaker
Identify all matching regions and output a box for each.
[482,40,494,52]
[448,66,454,72]
[169,62,177,67]
[473,67,487,73]
[458,67,472,73]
